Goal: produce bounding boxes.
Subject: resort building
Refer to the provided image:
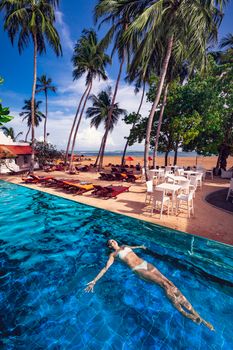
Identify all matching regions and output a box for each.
[0,130,39,174]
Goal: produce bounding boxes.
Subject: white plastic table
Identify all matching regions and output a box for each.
[156,183,181,214]
[183,170,200,179]
[149,168,165,174]
[166,175,187,184]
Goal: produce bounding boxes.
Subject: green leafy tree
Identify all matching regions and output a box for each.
[86,86,126,166]
[0,104,13,126]
[34,141,63,167]
[179,59,233,169]
[0,0,62,172]
[20,99,45,142]
[0,76,13,125]
[36,75,57,143]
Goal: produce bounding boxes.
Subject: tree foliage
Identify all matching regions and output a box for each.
[128,57,233,168]
[34,141,63,166]
[0,76,14,126]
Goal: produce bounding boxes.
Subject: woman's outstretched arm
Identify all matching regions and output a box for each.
[85,253,115,293]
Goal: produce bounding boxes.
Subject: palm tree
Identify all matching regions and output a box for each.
[220,33,233,50]
[36,75,57,143]
[68,29,111,170]
[86,86,126,166]
[1,126,23,141]
[123,0,227,178]
[94,0,135,169]
[0,0,62,171]
[20,99,45,142]
[121,62,153,166]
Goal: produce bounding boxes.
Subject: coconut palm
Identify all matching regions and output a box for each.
[36,75,57,143]
[86,86,126,166]
[123,0,227,178]
[68,29,111,170]
[1,126,23,141]
[121,62,154,166]
[20,99,45,142]
[220,33,233,50]
[0,0,62,171]
[94,0,135,169]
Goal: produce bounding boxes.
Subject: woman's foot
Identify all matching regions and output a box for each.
[201,319,215,331]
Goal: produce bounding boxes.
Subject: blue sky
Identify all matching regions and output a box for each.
[1,0,233,151]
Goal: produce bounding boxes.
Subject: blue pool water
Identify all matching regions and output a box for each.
[0,181,233,350]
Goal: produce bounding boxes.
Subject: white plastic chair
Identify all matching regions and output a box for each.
[176,168,184,176]
[189,175,198,197]
[196,172,203,188]
[145,180,153,203]
[157,169,165,183]
[151,189,170,218]
[141,167,146,183]
[165,166,173,174]
[165,175,175,184]
[205,168,213,180]
[176,190,194,218]
[180,180,190,194]
[226,179,233,201]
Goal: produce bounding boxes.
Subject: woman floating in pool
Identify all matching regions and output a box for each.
[85,239,214,331]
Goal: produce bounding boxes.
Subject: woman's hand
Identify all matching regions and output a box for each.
[85,281,95,293]
[141,245,147,250]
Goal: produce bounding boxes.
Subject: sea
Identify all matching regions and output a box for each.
[74,151,199,158]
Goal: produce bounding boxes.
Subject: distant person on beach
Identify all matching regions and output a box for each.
[136,162,141,171]
[85,239,214,331]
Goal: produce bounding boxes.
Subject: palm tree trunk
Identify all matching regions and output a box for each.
[121,82,146,166]
[152,82,169,168]
[25,126,31,142]
[65,84,90,164]
[174,140,179,165]
[94,135,105,167]
[144,36,174,180]
[98,53,125,170]
[30,32,38,173]
[44,90,48,143]
[165,150,169,166]
[69,81,93,170]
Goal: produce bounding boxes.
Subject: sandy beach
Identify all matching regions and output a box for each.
[82,155,233,169]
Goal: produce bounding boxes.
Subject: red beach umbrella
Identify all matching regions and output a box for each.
[125,156,134,166]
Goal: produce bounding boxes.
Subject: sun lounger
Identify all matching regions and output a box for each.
[125,174,141,183]
[99,173,115,181]
[114,172,127,181]
[22,175,53,184]
[105,185,130,198]
[62,181,94,194]
[92,185,130,199]
[92,185,112,197]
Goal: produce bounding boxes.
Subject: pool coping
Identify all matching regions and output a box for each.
[1,179,233,250]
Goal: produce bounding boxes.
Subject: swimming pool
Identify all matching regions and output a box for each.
[0,180,232,349]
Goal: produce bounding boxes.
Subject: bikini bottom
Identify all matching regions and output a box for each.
[132,260,148,271]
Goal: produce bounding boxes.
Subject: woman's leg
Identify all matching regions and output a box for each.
[165,284,214,331]
[136,264,214,330]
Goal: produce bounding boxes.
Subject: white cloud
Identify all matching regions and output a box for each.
[55,10,74,51]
